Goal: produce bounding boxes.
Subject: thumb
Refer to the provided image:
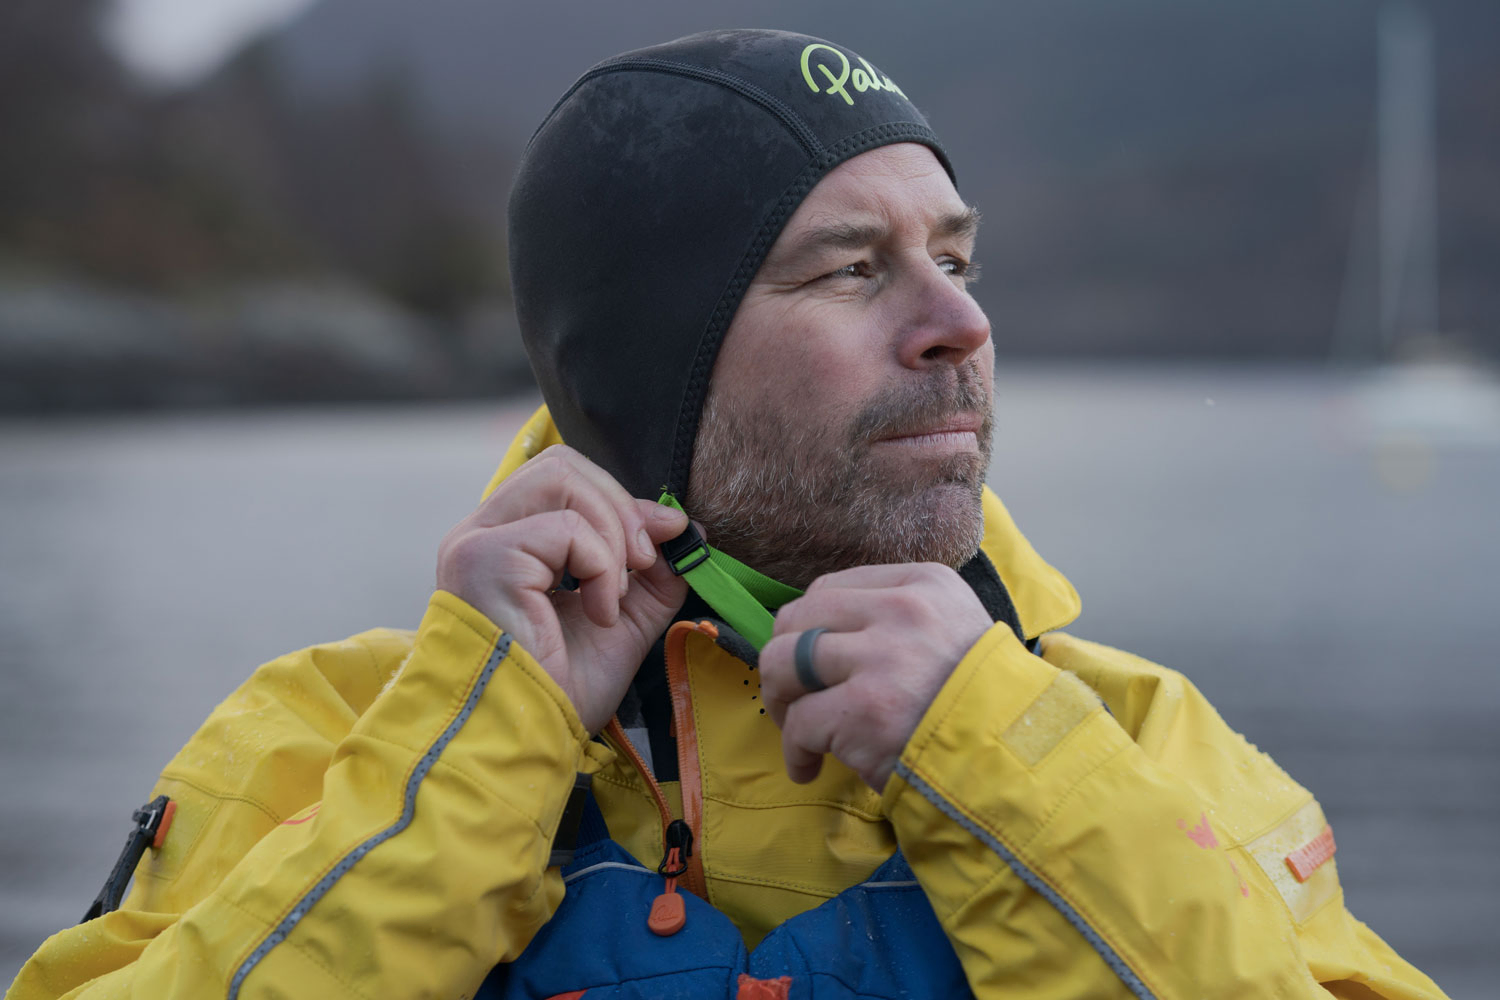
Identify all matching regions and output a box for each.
[618,550,688,642]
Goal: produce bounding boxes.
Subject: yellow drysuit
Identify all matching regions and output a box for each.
[7,408,1448,999]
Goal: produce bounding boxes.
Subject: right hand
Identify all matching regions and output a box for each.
[435,445,690,733]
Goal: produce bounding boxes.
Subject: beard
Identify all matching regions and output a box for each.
[686,362,994,590]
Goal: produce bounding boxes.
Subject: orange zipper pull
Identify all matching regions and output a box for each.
[648,819,693,936]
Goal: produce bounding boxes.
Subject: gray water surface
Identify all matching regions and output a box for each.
[2,367,1495,995]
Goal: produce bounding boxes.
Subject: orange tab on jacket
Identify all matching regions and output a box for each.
[735,974,792,1000]
[151,800,178,849]
[1284,824,1337,882]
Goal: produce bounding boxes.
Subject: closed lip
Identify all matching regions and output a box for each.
[875,414,983,442]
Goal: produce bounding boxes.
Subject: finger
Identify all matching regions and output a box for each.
[547,447,668,567]
[772,587,881,638]
[637,498,690,553]
[779,691,841,784]
[479,446,650,570]
[516,509,618,593]
[774,563,961,639]
[494,509,621,626]
[760,629,852,726]
[803,562,945,594]
[571,534,630,629]
[615,545,690,642]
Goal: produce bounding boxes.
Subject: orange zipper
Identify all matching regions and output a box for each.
[602,620,710,905]
[604,716,674,841]
[664,620,714,902]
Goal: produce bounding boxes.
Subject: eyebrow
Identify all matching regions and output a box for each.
[772,205,983,269]
[936,205,983,242]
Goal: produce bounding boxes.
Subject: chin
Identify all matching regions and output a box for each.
[847,478,986,570]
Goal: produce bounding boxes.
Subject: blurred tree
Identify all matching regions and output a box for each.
[0,0,134,266]
[0,4,508,317]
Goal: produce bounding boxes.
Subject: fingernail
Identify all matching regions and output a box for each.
[619,565,630,597]
[636,527,652,554]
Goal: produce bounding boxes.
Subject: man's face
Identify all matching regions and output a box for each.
[688,143,994,588]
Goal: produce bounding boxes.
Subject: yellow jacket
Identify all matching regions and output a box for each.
[8,408,1447,999]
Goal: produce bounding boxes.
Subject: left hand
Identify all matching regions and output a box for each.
[759,563,995,790]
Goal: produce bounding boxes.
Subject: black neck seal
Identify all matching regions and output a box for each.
[509,29,953,501]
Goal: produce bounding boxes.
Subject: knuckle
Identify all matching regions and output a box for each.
[885,588,926,623]
[845,678,900,735]
[555,457,588,492]
[911,562,954,594]
[436,524,462,562]
[437,527,487,581]
[771,597,805,632]
[539,443,579,462]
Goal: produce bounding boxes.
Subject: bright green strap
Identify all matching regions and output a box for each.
[657,493,802,649]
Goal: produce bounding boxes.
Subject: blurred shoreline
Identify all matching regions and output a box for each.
[0,273,535,412]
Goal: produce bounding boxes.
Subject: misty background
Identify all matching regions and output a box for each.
[2,1,1497,996]
[4,0,1499,405]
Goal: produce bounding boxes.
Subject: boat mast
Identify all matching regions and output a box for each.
[1377,0,1439,354]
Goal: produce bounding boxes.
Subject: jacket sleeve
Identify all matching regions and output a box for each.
[880,623,1449,1000]
[7,590,611,1000]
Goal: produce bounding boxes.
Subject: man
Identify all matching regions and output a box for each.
[9,29,1446,1000]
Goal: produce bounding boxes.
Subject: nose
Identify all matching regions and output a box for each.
[893,261,991,370]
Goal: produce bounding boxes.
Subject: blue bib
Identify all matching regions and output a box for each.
[476,823,971,999]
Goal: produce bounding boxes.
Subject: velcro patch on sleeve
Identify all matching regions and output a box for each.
[1001,669,1100,767]
[1284,825,1337,882]
[1246,800,1339,924]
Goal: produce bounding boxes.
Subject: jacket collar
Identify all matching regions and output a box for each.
[483,405,1081,640]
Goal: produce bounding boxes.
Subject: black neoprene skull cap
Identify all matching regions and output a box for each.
[508,29,953,501]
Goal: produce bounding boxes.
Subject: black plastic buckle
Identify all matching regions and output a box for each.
[83,794,172,923]
[660,523,709,576]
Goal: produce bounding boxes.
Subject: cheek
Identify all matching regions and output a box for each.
[780,304,887,386]
[723,307,858,395]
[771,336,880,429]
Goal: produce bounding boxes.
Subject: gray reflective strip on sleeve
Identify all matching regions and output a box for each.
[893,762,1159,1000]
[228,633,514,999]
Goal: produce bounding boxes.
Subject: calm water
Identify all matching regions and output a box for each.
[2,366,1497,996]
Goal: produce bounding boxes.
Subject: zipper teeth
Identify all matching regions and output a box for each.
[603,718,674,837]
[665,621,712,900]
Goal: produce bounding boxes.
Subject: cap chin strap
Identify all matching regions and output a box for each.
[657,493,801,649]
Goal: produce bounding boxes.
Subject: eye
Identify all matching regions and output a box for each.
[822,261,873,281]
[940,257,981,284]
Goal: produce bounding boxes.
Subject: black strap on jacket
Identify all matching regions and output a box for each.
[547,773,597,868]
[83,795,174,923]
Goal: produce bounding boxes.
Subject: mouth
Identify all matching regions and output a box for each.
[872,413,984,451]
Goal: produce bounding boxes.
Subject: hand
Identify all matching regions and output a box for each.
[760,563,994,790]
[435,445,689,733]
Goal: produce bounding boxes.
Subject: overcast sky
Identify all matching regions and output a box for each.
[105,0,318,85]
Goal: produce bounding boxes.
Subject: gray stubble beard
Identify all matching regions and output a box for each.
[686,362,994,590]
